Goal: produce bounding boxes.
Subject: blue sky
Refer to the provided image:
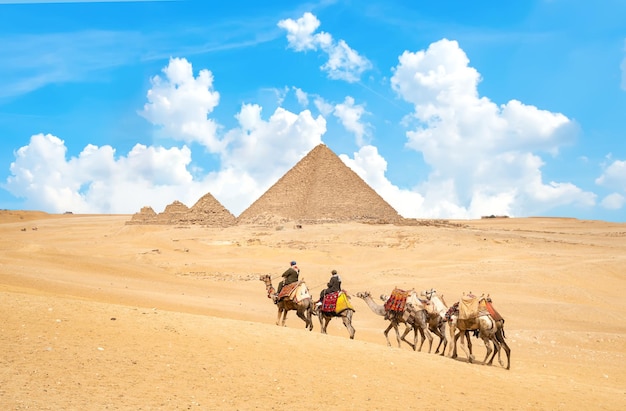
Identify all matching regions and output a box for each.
[1,0,625,221]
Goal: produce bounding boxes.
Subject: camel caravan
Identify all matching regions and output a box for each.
[259,272,511,369]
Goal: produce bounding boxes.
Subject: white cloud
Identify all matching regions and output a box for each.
[314,96,334,117]
[596,159,626,190]
[278,12,372,82]
[333,97,370,146]
[340,145,425,218]
[277,12,321,52]
[219,104,326,196]
[382,38,594,218]
[4,133,196,214]
[600,193,625,210]
[139,57,224,152]
[293,87,309,106]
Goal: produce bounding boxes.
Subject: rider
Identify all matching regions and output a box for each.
[275,261,300,301]
[317,269,341,308]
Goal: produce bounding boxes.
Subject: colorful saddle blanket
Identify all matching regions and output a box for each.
[277,282,311,303]
[384,288,408,313]
[445,302,459,322]
[321,291,354,313]
[277,282,298,300]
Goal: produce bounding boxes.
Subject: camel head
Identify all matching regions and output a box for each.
[259,274,275,299]
[355,291,370,299]
[421,288,437,299]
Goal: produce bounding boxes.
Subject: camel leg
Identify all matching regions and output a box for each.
[383,322,395,347]
[305,303,314,331]
[415,327,426,352]
[433,327,443,353]
[393,323,402,348]
[422,327,434,353]
[384,321,402,348]
[276,307,284,326]
[400,324,417,351]
[322,316,331,334]
[433,322,447,355]
[495,327,511,370]
[448,322,457,357]
[307,306,314,331]
[486,336,500,366]
[452,329,459,359]
[482,336,493,365]
[465,331,475,362]
[295,307,311,330]
[317,312,324,332]
[342,311,356,340]
[454,331,472,362]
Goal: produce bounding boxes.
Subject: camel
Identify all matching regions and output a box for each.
[447,294,510,369]
[356,291,431,351]
[419,288,450,356]
[259,274,313,331]
[380,292,434,352]
[313,293,356,339]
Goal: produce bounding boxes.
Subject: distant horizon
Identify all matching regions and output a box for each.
[1,207,609,223]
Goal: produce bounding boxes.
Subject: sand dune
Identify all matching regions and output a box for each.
[1,212,625,410]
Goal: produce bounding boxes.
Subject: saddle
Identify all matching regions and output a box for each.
[384,288,408,314]
[320,291,354,314]
[277,281,311,303]
[457,293,489,329]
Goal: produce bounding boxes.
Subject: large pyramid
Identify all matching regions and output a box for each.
[237,144,402,224]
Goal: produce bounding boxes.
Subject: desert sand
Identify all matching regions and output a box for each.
[1,211,625,410]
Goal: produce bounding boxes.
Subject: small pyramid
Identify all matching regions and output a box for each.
[181,193,236,227]
[237,144,402,224]
[126,206,158,225]
[156,200,189,224]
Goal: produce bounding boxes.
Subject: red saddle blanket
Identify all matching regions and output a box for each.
[485,300,503,322]
[277,282,298,300]
[384,288,408,312]
[321,291,354,313]
[321,291,340,312]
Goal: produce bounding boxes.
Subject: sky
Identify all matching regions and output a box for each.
[0,0,625,222]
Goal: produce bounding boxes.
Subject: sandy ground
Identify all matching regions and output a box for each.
[1,211,625,410]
